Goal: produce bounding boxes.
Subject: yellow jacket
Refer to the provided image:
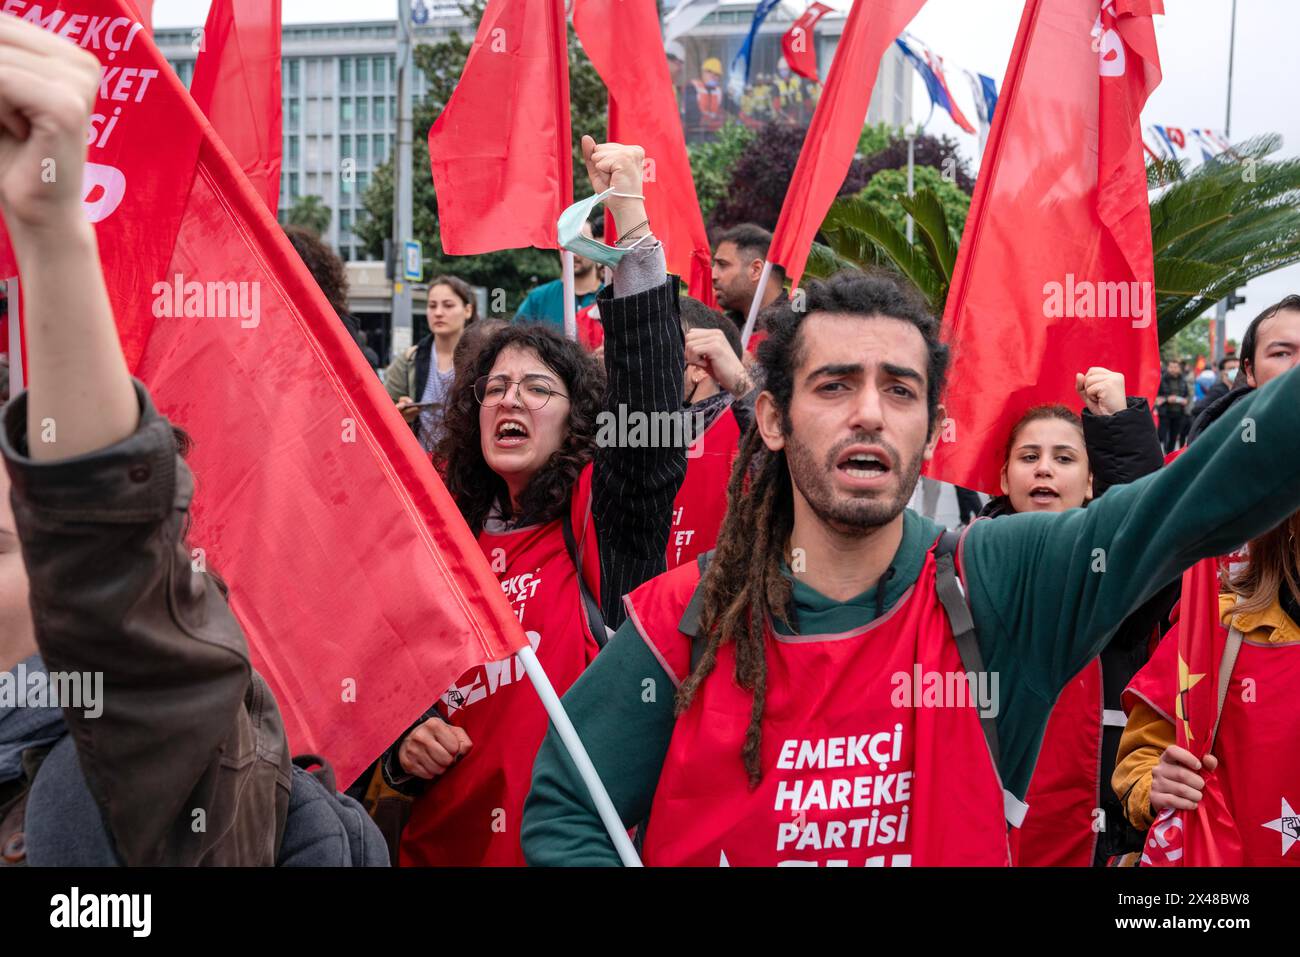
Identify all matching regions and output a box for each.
[1112,591,1300,829]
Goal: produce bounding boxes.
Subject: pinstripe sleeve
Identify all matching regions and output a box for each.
[592,273,687,630]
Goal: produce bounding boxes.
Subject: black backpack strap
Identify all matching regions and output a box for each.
[933,529,1002,775]
[681,550,715,676]
[561,509,609,648]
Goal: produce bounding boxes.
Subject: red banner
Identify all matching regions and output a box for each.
[928,0,1163,493]
[0,1,530,784]
[574,0,714,304]
[769,0,927,286]
[190,0,283,213]
[781,1,832,82]
[429,0,572,254]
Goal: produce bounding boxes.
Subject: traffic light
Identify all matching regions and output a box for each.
[1226,289,1247,311]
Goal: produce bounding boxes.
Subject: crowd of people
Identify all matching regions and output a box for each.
[3,15,1300,871]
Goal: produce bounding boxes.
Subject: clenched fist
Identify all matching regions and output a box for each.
[580,134,648,241]
[398,716,473,780]
[0,15,101,234]
[1075,367,1127,416]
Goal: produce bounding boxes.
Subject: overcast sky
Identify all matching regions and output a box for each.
[155,1,1295,340]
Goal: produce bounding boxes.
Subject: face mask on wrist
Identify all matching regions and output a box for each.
[557,187,649,269]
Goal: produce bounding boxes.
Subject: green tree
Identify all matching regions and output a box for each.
[688,122,755,222]
[857,121,897,158]
[286,194,331,236]
[810,134,1300,345]
[356,1,608,312]
[856,166,970,241]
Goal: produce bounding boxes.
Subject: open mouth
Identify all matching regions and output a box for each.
[836,446,892,483]
[494,418,530,448]
[1028,485,1060,505]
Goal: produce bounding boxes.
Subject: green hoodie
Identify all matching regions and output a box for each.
[520,365,1300,866]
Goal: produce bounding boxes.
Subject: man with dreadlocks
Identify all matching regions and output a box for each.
[521,269,1300,867]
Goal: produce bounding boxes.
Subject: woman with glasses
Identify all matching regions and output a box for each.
[381,138,688,866]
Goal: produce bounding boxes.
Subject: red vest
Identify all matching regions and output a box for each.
[1126,630,1300,866]
[1012,659,1103,866]
[400,468,601,866]
[666,406,740,570]
[624,541,1013,866]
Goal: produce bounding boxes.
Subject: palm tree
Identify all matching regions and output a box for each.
[286,194,332,236]
[807,135,1300,344]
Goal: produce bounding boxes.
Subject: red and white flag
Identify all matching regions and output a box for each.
[574,0,714,304]
[928,0,1163,493]
[781,2,832,82]
[769,0,928,287]
[429,0,572,254]
[0,0,530,784]
[190,0,283,213]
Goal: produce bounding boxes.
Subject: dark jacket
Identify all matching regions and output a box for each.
[1188,381,1254,445]
[1155,370,1191,418]
[0,382,379,866]
[978,395,1170,863]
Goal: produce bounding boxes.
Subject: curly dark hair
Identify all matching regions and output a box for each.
[438,323,605,534]
[676,269,950,787]
[284,225,349,316]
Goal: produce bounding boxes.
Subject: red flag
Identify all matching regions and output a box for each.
[1139,556,1244,866]
[124,0,150,31]
[928,0,1163,493]
[574,0,714,304]
[189,0,283,213]
[0,1,529,784]
[769,0,928,286]
[429,0,572,254]
[782,2,832,82]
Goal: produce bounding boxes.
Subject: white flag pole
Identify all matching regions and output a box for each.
[562,250,577,340]
[739,259,773,351]
[7,278,23,395]
[516,644,643,866]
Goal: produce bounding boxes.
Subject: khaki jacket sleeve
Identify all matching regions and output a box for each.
[1,381,290,865]
[1112,700,1174,831]
[384,347,415,402]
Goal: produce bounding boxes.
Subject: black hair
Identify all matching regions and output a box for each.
[757,269,949,432]
[1240,294,1300,375]
[714,223,787,282]
[680,297,743,358]
[438,323,604,535]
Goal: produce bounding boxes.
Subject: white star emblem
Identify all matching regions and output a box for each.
[1262,797,1300,856]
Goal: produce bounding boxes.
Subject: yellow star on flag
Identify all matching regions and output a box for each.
[1175,653,1207,743]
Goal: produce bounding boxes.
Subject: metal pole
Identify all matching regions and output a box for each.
[740,259,774,351]
[905,131,915,243]
[562,251,577,340]
[7,279,22,394]
[1213,0,1237,363]
[391,0,415,358]
[516,644,643,866]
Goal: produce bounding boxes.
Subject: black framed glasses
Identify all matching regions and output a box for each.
[474,374,569,410]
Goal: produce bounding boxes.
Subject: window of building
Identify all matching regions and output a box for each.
[305,98,322,129]
[373,134,387,163]
[340,57,352,89]
[288,172,299,199]
[339,98,353,128]
[357,172,371,193]
[340,134,353,160]
[373,57,387,89]
[357,135,369,165]
[287,136,300,165]
[287,59,300,94]
[287,98,301,131]
[356,97,369,128]
[373,96,385,126]
[357,57,369,90]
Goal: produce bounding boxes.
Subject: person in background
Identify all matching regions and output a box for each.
[283,225,379,370]
[1191,354,1240,419]
[1155,356,1192,453]
[386,275,476,454]
[984,369,1165,867]
[669,300,756,569]
[689,57,727,139]
[711,223,787,346]
[514,221,603,332]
